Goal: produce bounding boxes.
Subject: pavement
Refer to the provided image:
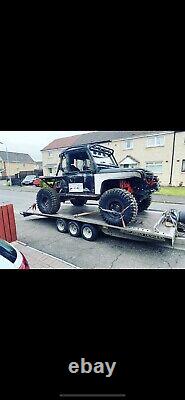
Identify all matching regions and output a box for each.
[0,181,39,192]
[13,241,79,269]
[152,194,185,204]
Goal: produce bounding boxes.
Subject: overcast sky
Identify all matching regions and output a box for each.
[0,131,90,161]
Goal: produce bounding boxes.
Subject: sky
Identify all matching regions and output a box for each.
[0,131,90,161]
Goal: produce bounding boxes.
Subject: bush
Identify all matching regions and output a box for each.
[40,181,53,188]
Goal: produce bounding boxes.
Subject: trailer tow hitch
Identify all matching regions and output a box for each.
[21,203,37,217]
[154,209,179,233]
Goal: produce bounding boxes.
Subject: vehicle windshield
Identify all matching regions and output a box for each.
[24,175,36,179]
[89,147,117,167]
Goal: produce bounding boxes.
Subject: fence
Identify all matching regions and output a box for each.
[0,204,17,242]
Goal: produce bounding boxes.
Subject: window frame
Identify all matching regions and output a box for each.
[123,139,133,150]
[182,159,185,172]
[146,161,163,174]
[146,135,165,148]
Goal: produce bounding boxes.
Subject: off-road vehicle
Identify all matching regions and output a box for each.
[37,144,159,226]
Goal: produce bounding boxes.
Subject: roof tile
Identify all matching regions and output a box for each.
[0,151,35,163]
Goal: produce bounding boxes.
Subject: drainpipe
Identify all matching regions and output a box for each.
[169,131,176,186]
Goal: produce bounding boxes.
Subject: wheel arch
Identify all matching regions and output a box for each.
[100,177,138,195]
[100,178,122,194]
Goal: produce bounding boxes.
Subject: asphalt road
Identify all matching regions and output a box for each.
[1,187,185,268]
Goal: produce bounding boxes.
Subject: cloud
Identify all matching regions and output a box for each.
[0,131,89,160]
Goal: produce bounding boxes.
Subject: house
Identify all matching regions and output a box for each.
[0,151,36,179]
[41,135,81,176]
[41,131,185,186]
[35,161,43,170]
[120,155,140,168]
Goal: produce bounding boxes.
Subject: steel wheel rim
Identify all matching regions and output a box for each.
[109,201,122,213]
[70,224,78,235]
[57,220,65,231]
[83,227,92,239]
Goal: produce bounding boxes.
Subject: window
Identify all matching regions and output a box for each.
[61,156,67,171]
[48,151,53,157]
[0,239,17,263]
[146,162,163,174]
[66,150,93,172]
[146,135,165,147]
[92,151,115,166]
[182,160,185,172]
[122,162,139,169]
[75,158,91,171]
[48,168,52,174]
[123,139,133,150]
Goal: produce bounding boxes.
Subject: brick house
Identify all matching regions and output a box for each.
[0,151,36,179]
[41,131,185,186]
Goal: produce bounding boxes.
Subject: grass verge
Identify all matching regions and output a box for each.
[154,186,185,196]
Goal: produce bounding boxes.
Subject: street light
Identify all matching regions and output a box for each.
[0,141,12,186]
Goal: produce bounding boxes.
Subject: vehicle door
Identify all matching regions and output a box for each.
[65,150,95,194]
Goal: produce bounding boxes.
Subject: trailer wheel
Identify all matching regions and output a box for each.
[36,188,60,214]
[56,218,68,233]
[99,188,138,226]
[81,224,98,241]
[68,221,81,237]
[138,195,152,212]
[70,198,87,206]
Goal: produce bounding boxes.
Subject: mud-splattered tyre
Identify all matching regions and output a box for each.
[99,188,138,226]
[70,198,87,206]
[36,188,61,214]
[138,195,152,212]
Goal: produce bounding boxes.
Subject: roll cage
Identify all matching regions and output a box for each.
[57,143,118,175]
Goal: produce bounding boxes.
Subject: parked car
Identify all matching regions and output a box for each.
[0,239,30,269]
[33,177,41,187]
[21,175,36,185]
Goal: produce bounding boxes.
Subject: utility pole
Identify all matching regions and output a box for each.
[169,132,176,186]
[0,141,12,186]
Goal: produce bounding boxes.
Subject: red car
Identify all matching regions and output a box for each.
[33,178,41,187]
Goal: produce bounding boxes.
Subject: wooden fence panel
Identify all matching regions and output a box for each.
[0,204,17,242]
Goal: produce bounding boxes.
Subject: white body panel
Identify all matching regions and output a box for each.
[0,245,22,269]
[94,171,141,195]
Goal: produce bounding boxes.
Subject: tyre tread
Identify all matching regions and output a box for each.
[99,188,138,226]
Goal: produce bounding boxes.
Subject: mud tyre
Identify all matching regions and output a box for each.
[36,188,61,214]
[138,195,152,212]
[99,188,138,226]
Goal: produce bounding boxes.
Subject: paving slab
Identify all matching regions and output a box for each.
[12,241,80,269]
[152,194,185,204]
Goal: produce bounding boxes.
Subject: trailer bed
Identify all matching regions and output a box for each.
[20,204,185,249]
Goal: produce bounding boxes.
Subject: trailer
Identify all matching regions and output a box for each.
[20,202,185,251]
